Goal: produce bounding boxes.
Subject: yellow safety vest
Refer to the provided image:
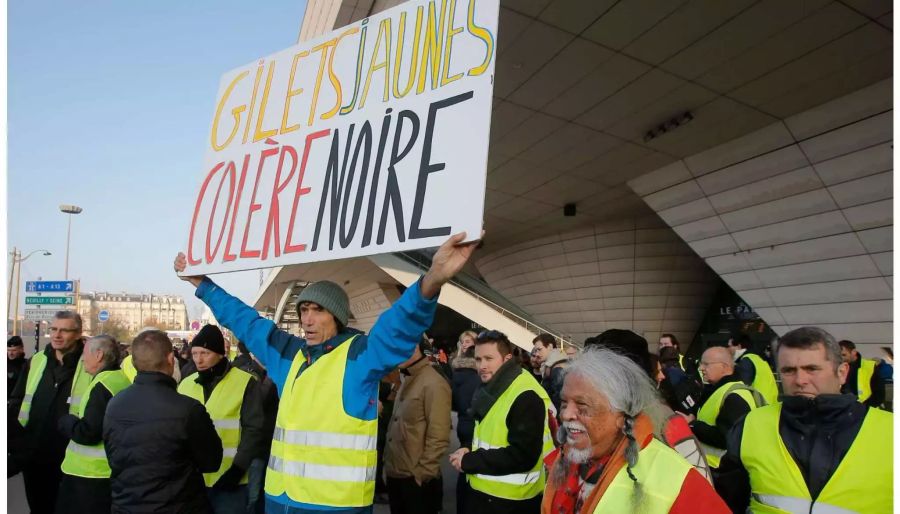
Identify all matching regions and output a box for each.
[178,367,253,487]
[695,381,765,468]
[855,359,877,403]
[469,369,553,500]
[18,350,92,426]
[741,353,779,405]
[121,354,137,382]
[741,404,893,514]
[593,439,693,513]
[60,369,131,478]
[265,336,378,508]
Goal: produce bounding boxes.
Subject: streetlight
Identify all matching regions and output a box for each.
[60,204,83,280]
[7,248,52,336]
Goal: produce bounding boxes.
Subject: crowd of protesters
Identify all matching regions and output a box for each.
[6,231,894,514]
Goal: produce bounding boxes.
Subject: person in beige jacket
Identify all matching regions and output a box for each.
[383,339,452,514]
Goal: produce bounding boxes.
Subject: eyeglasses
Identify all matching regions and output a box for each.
[49,327,80,334]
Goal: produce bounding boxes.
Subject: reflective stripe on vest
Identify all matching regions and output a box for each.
[265,336,378,508]
[468,369,553,500]
[856,359,876,403]
[743,353,779,405]
[18,351,92,426]
[696,381,765,468]
[592,439,692,514]
[121,355,137,382]
[60,369,131,478]
[742,404,893,514]
[178,367,254,487]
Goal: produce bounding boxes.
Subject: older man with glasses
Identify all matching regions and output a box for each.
[9,311,93,514]
[683,346,765,470]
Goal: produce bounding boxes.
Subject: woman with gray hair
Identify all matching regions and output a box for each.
[541,348,729,513]
[55,335,131,514]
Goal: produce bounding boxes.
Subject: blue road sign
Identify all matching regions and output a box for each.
[98,310,110,322]
[25,281,74,293]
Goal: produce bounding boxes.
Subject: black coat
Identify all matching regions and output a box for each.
[104,371,223,514]
[451,361,480,447]
[7,355,27,398]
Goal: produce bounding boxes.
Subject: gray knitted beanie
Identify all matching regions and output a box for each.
[296,280,351,327]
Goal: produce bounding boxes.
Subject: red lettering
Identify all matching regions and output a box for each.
[188,162,226,266]
[261,145,299,260]
[285,129,331,253]
[240,147,280,258]
[222,154,252,262]
[205,162,237,264]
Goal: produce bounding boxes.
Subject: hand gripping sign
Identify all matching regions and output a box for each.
[183,0,498,275]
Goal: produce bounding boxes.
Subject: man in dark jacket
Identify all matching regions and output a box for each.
[448,331,550,514]
[715,327,893,513]
[839,339,886,408]
[56,335,129,514]
[178,325,270,514]
[104,329,223,513]
[9,311,93,514]
[450,343,479,513]
[7,335,27,397]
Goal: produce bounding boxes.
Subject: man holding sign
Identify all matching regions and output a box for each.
[174,231,480,513]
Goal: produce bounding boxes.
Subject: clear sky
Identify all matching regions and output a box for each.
[8,1,309,319]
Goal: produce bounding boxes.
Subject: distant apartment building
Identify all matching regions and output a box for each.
[77,291,189,335]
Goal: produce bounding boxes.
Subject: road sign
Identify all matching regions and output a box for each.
[26,296,74,305]
[26,281,75,293]
[24,309,57,322]
[98,310,110,322]
[190,320,200,331]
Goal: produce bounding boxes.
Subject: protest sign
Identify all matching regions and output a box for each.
[183,0,498,275]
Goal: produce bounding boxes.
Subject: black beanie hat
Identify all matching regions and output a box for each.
[191,325,226,355]
[7,336,23,348]
[586,329,652,377]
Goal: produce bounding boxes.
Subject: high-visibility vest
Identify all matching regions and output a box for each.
[677,353,686,371]
[855,359,877,403]
[741,404,893,514]
[60,369,131,478]
[121,354,137,382]
[18,351,92,427]
[593,438,693,513]
[265,336,378,508]
[468,369,553,500]
[695,381,765,468]
[740,353,779,405]
[178,367,253,487]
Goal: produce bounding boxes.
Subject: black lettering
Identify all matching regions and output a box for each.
[362,109,394,248]
[339,122,373,248]
[377,109,419,244]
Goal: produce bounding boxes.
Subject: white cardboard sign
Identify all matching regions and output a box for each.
[183,0,499,275]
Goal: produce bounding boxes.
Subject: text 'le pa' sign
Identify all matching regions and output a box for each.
[183,0,498,275]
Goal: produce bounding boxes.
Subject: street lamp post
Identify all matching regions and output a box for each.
[60,204,83,280]
[7,248,52,336]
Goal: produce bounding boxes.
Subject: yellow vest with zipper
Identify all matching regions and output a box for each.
[855,358,876,403]
[121,354,137,382]
[741,353,779,405]
[265,336,378,508]
[18,350,92,427]
[178,366,254,487]
[741,403,892,514]
[468,369,553,500]
[696,380,765,468]
[60,369,130,478]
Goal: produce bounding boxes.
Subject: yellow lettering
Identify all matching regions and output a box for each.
[339,21,368,116]
[321,27,360,121]
[466,0,493,76]
[253,60,279,142]
[242,61,266,144]
[417,0,447,94]
[440,0,464,86]
[280,50,310,136]
[393,8,423,99]
[308,39,335,126]
[359,18,392,109]
[210,71,249,151]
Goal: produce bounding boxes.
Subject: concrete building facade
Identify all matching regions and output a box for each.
[77,292,189,335]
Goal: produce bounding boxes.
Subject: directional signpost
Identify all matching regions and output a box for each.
[24,309,57,322]
[23,280,77,327]
[26,296,74,305]
[26,281,74,293]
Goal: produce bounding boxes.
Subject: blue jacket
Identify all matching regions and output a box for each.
[196,277,438,514]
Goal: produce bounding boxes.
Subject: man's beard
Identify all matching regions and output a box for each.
[559,422,594,464]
